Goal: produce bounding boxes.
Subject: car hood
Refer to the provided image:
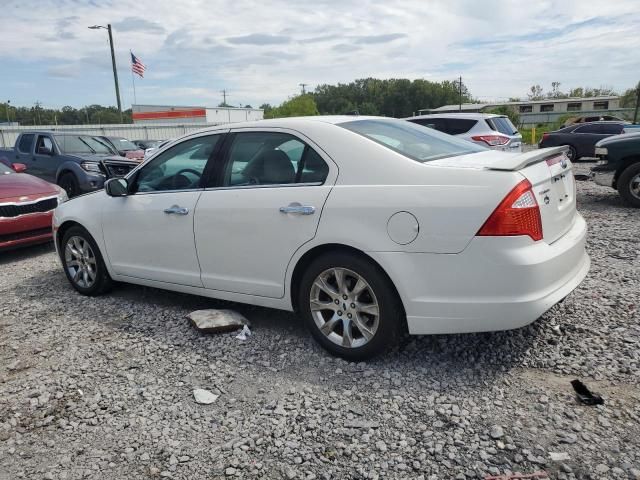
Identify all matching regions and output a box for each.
[0,172,59,200]
[596,131,640,147]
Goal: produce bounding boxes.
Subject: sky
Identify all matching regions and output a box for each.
[1,0,639,110]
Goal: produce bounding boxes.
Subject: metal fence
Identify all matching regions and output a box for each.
[0,122,222,148]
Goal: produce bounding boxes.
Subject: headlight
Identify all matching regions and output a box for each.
[57,189,69,204]
[80,161,104,174]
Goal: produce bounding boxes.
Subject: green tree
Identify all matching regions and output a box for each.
[528,84,545,100]
[619,85,638,108]
[264,95,319,119]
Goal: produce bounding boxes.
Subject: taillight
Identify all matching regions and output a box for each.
[542,133,550,141]
[471,135,510,146]
[477,179,543,241]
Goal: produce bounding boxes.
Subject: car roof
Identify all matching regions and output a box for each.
[404,113,503,120]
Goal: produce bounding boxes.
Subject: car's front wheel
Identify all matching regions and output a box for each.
[61,226,113,295]
[298,252,404,360]
[58,172,80,198]
[617,162,640,208]
[565,145,577,161]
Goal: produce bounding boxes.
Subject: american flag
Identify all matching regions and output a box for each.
[131,52,146,78]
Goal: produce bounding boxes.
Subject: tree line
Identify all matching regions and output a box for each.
[1,103,131,126]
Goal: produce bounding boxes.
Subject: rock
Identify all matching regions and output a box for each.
[193,389,219,405]
[549,452,570,462]
[376,440,387,452]
[225,467,236,476]
[187,309,250,333]
[489,425,504,439]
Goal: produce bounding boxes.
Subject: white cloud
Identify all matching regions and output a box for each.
[0,0,638,107]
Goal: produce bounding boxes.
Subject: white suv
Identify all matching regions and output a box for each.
[405,113,522,152]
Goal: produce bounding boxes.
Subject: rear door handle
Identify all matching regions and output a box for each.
[279,204,315,215]
[164,205,189,215]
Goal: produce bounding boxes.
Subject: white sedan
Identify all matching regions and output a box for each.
[53,116,589,359]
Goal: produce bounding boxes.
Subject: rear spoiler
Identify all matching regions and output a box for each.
[486,146,569,171]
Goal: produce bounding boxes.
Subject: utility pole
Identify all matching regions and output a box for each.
[107,25,123,123]
[634,81,640,124]
[34,101,42,125]
[221,89,228,106]
[299,83,308,95]
[5,100,9,123]
[459,76,463,111]
[88,24,123,123]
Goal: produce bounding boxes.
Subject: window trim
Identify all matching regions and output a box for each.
[566,102,582,112]
[127,131,227,195]
[593,101,609,110]
[540,104,554,112]
[212,129,332,190]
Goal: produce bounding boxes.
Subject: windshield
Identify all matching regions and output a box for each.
[487,116,518,135]
[55,135,115,154]
[109,137,139,151]
[339,119,484,162]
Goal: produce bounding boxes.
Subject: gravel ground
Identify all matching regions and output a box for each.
[1,166,639,480]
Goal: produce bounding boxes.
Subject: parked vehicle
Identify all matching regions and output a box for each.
[53,117,589,359]
[133,139,164,150]
[0,161,67,250]
[563,115,628,127]
[143,139,172,158]
[405,113,522,152]
[538,121,627,161]
[592,131,640,207]
[0,132,140,198]
[95,136,145,160]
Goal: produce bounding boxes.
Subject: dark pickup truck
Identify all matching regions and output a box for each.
[592,131,640,207]
[0,131,140,197]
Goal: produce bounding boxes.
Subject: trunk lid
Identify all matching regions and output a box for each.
[431,146,577,244]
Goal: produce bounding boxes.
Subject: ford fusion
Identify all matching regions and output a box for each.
[53,117,589,359]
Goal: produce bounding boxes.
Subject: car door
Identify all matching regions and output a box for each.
[32,134,57,182]
[194,129,337,298]
[101,132,224,286]
[13,134,35,170]
[573,124,608,157]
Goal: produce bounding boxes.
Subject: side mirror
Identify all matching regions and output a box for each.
[105,178,129,197]
[12,163,27,173]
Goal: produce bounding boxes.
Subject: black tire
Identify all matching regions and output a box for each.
[60,226,113,296]
[58,172,80,198]
[565,145,577,161]
[298,251,404,360]
[617,163,640,208]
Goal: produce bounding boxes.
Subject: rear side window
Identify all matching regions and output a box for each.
[574,124,601,134]
[446,118,477,135]
[486,117,518,135]
[18,134,35,153]
[600,124,623,135]
[410,118,447,133]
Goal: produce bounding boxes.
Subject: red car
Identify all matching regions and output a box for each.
[0,162,66,250]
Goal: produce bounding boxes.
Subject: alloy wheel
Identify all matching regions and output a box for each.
[309,267,380,349]
[630,173,640,200]
[64,236,97,288]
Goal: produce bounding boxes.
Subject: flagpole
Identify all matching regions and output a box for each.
[130,50,137,106]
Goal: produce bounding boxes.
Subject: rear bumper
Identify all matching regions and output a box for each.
[369,214,589,334]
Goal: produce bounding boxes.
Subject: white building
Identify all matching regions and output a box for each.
[132,104,264,125]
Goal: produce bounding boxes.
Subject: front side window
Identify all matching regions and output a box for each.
[36,136,53,155]
[574,124,601,134]
[224,132,328,187]
[18,134,35,153]
[134,135,220,192]
[340,119,483,162]
[600,124,623,135]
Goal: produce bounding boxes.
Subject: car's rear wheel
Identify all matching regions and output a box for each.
[61,226,113,295]
[58,173,80,198]
[298,252,404,360]
[617,163,640,208]
[565,145,577,161]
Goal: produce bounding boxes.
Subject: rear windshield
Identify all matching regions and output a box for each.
[109,137,139,151]
[55,135,114,154]
[339,119,483,162]
[486,116,518,135]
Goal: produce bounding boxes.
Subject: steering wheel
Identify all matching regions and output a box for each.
[172,168,202,189]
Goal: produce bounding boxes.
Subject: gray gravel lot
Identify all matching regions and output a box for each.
[1,166,639,480]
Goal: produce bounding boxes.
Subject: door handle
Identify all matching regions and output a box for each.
[163,205,189,215]
[279,204,315,215]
